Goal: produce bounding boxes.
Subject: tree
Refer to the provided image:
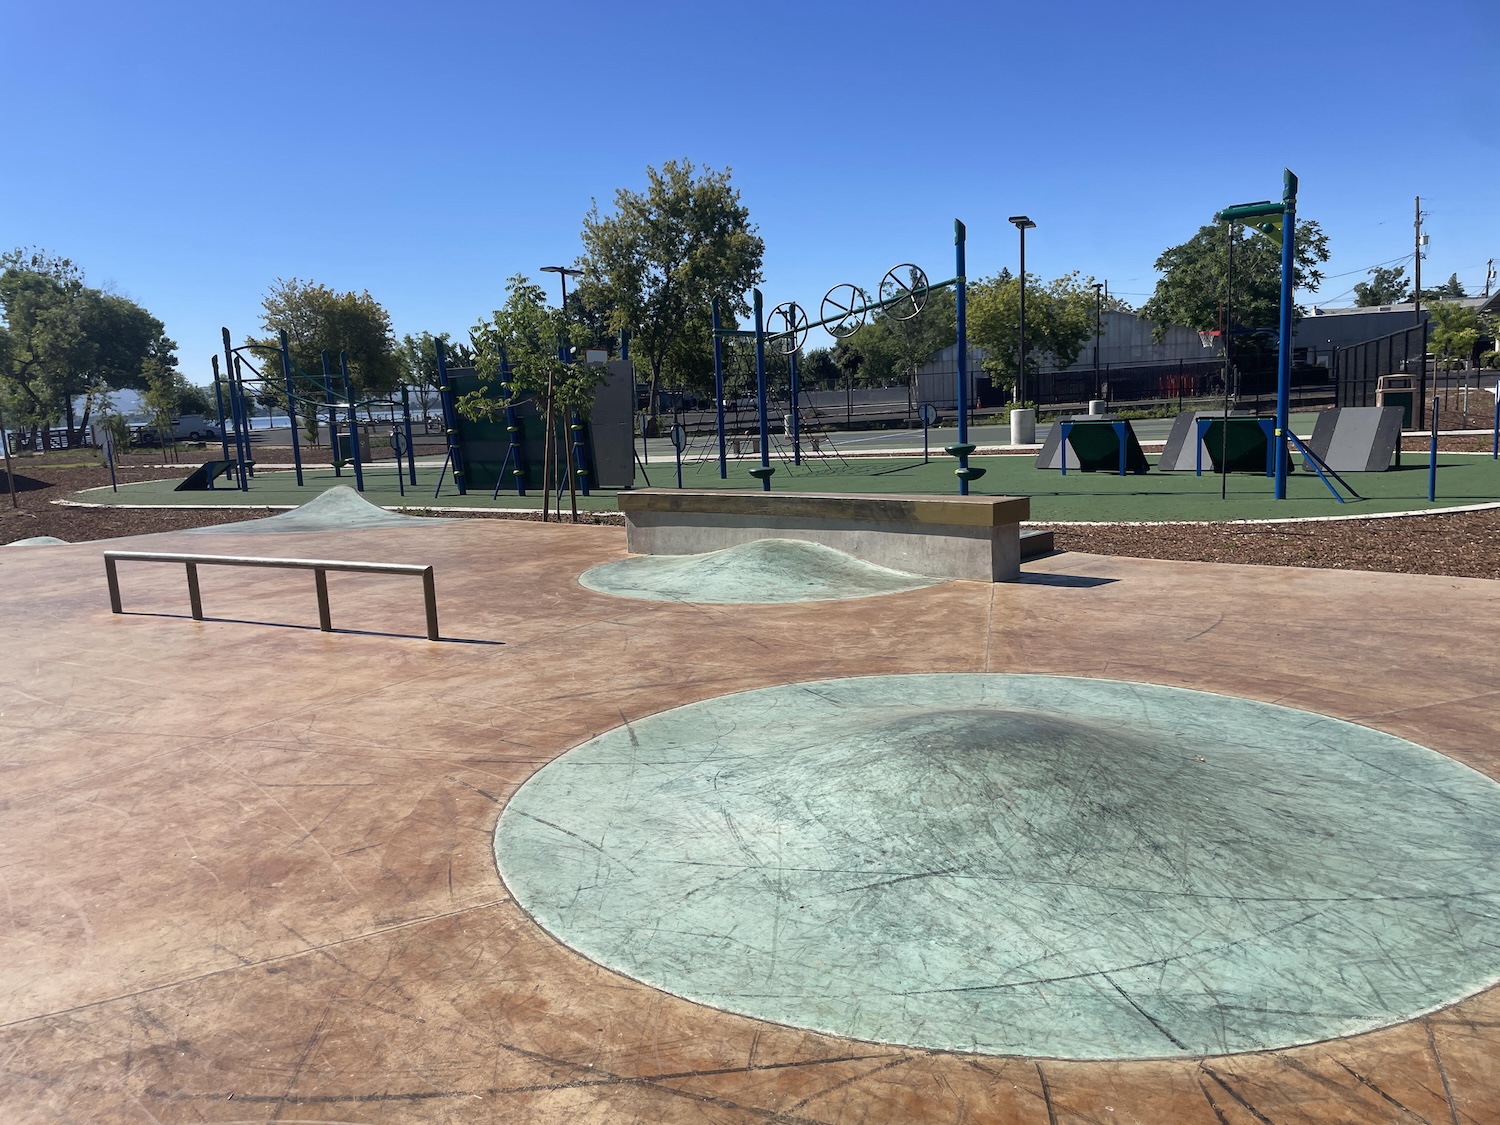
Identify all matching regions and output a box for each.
[468,275,605,522]
[1139,220,1330,337]
[0,248,178,448]
[838,285,956,403]
[1420,273,1467,301]
[966,271,1099,397]
[578,160,764,415]
[1353,264,1411,306]
[252,279,401,407]
[1427,300,1481,370]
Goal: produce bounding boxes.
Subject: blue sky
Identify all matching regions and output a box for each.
[3,0,1495,386]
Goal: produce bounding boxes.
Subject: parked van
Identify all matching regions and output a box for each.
[171,415,219,442]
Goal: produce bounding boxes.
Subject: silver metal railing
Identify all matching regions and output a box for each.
[103,551,439,640]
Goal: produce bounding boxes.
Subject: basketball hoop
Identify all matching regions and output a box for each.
[1199,329,1220,350]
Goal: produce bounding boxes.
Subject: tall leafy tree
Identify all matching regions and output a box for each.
[1427,300,1481,370]
[578,160,764,413]
[966,271,1099,396]
[1353,264,1411,306]
[0,248,177,447]
[468,275,605,521]
[1420,273,1467,301]
[252,279,402,404]
[838,286,956,400]
[1140,220,1330,336]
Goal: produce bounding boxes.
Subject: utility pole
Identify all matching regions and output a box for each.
[1414,196,1424,326]
[1485,259,1495,299]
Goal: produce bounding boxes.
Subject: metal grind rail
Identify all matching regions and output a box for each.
[103,551,440,640]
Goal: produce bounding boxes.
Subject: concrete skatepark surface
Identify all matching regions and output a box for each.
[2,506,1499,1122]
[579,538,942,603]
[497,674,1500,1059]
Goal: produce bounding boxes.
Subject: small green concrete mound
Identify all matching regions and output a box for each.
[185,485,444,535]
[579,538,941,603]
[5,536,68,546]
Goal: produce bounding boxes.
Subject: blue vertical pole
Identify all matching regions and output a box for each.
[956,219,971,495]
[280,330,303,487]
[402,383,417,485]
[500,349,525,495]
[789,344,801,466]
[1429,394,1439,502]
[1274,169,1297,500]
[435,339,465,495]
[712,297,727,479]
[221,329,249,491]
[211,356,230,463]
[321,352,341,478]
[341,351,364,492]
[753,290,771,490]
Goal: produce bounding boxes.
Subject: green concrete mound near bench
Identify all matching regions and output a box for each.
[617,489,1039,582]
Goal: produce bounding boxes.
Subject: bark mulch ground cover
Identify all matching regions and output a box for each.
[4,450,1497,580]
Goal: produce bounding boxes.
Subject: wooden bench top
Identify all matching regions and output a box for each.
[617,490,1029,528]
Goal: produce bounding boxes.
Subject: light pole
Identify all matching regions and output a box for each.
[1009,216,1036,408]
[1090,281,1104,400]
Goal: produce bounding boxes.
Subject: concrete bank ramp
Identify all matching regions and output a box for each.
[5,536,68,546]
[579,537,941,604]
[188,486,445,535]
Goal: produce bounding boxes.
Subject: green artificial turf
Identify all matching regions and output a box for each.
[75,450,1500,523]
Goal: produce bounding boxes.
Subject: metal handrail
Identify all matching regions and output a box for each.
[103,551,439,640]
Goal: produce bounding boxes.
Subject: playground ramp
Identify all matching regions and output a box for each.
[578,537,942,604]
[184,486,447,535]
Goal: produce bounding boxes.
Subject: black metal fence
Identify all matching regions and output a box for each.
[1332,324,1428,429]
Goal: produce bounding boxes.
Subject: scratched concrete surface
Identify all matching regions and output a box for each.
[1,513,1499,1123]
[578,537,941,603]
[498,674,1500,1059]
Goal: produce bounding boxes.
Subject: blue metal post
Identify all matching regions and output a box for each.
[320,352,341,478]
[1274,169,1297,500]
[340,351,364,492]
[753,290,772,490]
[435,339,465,495]
[211,355,230,463]
[1492,392,1498,459]
[280,330,303,486]
[789,345,801,465]
[401,383,417,485]
[221,329,249,491]
[571,409,590,497]
[956,219,971,495]
[1429,394,1439,502]
[500,350,525,495]
[712,297,727,479]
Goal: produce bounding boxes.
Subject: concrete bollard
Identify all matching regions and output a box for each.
[1010,408,1037,445]
[1088,399,1107,415]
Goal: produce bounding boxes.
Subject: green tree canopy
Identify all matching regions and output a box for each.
[1139,220,1329,338]
[838,286,957,389]
[1427,300,1481,369]
[966,271,1099,392]
[252,279,401,402]
[0,248,178,445]
[1353,264,1411,306]
[577,160,764,409]
[1421,273,1467,301]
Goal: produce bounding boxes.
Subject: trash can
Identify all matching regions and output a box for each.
[334,424,373,465]
[1376,375,1416,430]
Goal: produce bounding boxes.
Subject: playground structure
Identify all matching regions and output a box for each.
[430,340,635,503]
[199,327,420,497]
[711,220,984,495]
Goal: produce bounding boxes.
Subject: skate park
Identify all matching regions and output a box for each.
[4,431,1500,1122]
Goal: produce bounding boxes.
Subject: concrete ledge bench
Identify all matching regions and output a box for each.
[617,490,1032,582]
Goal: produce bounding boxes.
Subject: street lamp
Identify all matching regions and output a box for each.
[1008,216,1036,408]
[1090,281,1104,401]
[539,265,585,333]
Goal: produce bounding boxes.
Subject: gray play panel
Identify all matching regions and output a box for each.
[496,674,1500,1059]
[186,485,444,535]
[578,538,942,604]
